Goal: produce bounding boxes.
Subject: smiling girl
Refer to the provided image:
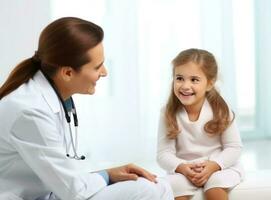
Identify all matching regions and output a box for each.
[157,48,244,200]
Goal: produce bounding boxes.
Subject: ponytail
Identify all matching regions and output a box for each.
[0,58,40,99]
[204,88,234,134]
[1,17,105,100]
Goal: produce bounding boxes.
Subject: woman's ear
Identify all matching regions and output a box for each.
[59,66,74,82]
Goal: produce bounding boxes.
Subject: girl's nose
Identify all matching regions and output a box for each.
[181,80,190,89]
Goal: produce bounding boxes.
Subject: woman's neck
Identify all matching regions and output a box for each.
[52,76,72,101]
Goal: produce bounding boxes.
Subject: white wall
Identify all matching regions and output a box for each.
[1,0,265,172]
[0,0,51,84]
[0,0,146,170]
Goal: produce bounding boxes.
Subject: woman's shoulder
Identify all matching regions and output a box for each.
[0,80,53,119]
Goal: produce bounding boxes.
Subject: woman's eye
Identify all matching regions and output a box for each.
[176,77,183,81]
[95,66,100,70]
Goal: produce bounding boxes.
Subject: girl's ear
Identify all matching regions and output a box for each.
[207,79,215,91]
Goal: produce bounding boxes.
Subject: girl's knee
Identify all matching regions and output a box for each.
[206,173,225,186]
[166,174,195,197]
[204,188,228,200]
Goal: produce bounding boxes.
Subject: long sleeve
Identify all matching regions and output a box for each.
[156,110,186,173]
[9,109,107,200]
[209,118,243,170]
[97,170,110,185]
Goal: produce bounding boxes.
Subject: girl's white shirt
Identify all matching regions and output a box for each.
[0,71,107,200]
[157,99,244,177]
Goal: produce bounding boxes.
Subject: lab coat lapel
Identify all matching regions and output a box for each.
[32,71,61,114]
[32,70,67,144]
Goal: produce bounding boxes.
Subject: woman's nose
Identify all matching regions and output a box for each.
[100,65,107,77]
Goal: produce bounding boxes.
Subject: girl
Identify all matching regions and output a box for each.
[157,48,243,200]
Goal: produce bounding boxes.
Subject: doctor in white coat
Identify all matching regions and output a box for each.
[0,17,173,200]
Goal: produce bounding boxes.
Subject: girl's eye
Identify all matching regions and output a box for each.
[191,78,199,82]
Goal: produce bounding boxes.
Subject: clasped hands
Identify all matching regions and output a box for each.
[176,160,221,187]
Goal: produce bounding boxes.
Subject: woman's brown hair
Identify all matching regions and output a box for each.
[0,17,104,99]
[165,48,234,139]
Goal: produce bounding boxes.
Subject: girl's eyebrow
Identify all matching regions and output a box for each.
[175,74,201,79]
[191,75,201,79]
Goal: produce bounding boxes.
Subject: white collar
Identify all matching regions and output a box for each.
[180,98,210,123]
[32,70,61,113]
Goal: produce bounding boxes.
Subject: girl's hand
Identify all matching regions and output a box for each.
[191,162,205,173]
[176,163,197,180]
[191,161,221,187]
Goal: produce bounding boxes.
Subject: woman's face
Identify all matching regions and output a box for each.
[71,43,107,95]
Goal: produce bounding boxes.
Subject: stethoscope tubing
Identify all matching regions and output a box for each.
[40,70,84,160]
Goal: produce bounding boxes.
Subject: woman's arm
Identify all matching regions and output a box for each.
[10,109,107,200]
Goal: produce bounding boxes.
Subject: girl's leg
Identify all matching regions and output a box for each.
[204,188,228,200]
[166,173,197,198]
[203,169,241,200]
[175,196,190,200]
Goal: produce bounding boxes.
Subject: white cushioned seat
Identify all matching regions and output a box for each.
[191,170,271,200]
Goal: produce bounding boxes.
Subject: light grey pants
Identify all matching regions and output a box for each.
[0,192,23,200]
[90,177,174,200]
[2,177,173,200]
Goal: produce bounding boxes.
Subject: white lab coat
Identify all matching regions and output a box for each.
[0,71,107,200]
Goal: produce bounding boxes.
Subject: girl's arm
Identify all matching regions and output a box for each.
[209,117,243,169]
[156,110,187,173]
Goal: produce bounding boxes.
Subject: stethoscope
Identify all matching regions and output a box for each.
[41,70,85,160]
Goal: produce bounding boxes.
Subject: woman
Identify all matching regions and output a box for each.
[0,17,173,200]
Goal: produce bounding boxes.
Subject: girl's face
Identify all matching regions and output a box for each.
[173,61,213,111]
[71,43,107,95]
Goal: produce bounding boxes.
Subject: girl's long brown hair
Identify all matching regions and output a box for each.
[165,48,234,139]
[0,17,104,99]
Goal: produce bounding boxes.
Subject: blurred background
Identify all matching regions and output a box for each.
[1,0,271,174]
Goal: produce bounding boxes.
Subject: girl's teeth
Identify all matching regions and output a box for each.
[180,92,194,96]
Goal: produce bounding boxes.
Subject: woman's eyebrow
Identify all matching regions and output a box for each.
[95,61,104,68]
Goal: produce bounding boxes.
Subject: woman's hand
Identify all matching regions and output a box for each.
[106,163,157,184]
[190,161,221,187]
